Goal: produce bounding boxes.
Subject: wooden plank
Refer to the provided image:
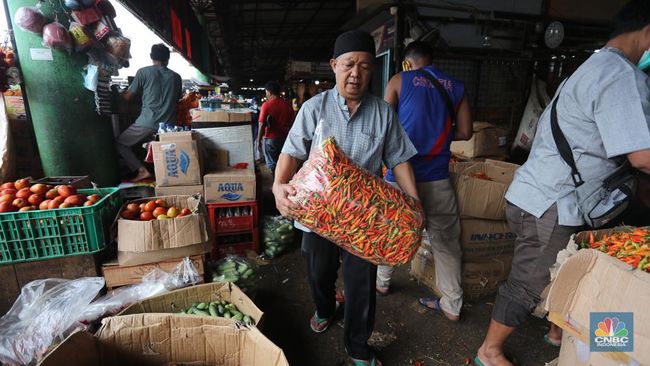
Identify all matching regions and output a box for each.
[102,255,205,289]
[0,265,20,315]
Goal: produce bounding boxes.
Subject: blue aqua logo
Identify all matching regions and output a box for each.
[179,150,190,175]
[221,193,242,201]
[590,312,633,352]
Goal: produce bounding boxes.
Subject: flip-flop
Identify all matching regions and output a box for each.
[418,297,460,321]
[544,334,561,347]
[351,356,382,366]
[474,354,519,365]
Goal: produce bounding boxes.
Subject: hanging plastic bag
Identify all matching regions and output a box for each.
[0,277,104,365]
[208,256,259,295]
[262,215,295,258]
[76,257,201,325]
[83,64,98,91]
[69,21,95,52]
[512,78,550,152]
[14,6,46,34]
[289,137,425,265]
[42,22,73,53]
[105,35,131,61]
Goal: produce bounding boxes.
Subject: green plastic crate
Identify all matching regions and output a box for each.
[0,187,121,264]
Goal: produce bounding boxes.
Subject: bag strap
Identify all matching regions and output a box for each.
[416,69,457,124]
[550,91,584,187]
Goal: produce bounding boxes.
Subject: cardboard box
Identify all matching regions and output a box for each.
[451,121,508,159]
[39,314,289,366]
[461,219,515,261]
[191,108,252,123]
[154,184,204,197]
[3,95,26,120]
[450,159,520,220]
[557,332,625,366]
[194,125,254,169]
[410,246,513,298]
[101,255,205,289]
[117,195,211,266]
[204,168,257,203]
[547,249,650,366]
[120,282,264,326]
[152,131,203,187]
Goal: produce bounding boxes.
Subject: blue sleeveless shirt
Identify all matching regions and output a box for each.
[386,66,465,182]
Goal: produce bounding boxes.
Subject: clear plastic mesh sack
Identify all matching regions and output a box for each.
[209,255,258,295]
[262,215,294,258]
[289,137,425,265]
[0,277,105,365]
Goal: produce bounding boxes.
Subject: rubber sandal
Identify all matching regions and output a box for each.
[418,297,460,321]
[474,354,519,365]
[351,356,382,366]
[309,302,341,333]
[544,334,561,347]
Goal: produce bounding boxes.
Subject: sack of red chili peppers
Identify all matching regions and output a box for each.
[289,137,425,265]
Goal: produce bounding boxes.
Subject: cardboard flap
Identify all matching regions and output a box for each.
[546,249,650,365]
[117,195,210,253]
[119,282,264,325]
[94,314,287,366]
[484,159,519,183]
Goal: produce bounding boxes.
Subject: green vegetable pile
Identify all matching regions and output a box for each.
[178,300,255,326]
[263,216,295,258]
[209,256,258,295]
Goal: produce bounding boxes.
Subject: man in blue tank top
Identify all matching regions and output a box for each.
[377,41,472,321]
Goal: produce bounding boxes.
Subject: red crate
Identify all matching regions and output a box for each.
[207,201,258,234]
[211,229,260,259]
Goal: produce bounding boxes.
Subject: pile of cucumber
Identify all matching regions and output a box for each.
[178,300,254,326]
[263,216,295,258]
[209,257,258,295]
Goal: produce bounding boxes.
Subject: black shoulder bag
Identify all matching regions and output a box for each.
[550,91,637,228]
[416,69,456,125]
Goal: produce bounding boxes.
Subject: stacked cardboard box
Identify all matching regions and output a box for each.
[411,159,520,298]
[116,195,211,266]
[451,121,508,161]
[151,131,204,194]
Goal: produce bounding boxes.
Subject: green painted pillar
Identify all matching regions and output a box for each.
[7,0,119,186]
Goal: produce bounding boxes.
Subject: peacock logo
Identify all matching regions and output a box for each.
[594,317,628,338]
[590,312,633,352]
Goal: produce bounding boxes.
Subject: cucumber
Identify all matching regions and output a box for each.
[194,309,210,317]
[237,264,249,274]
[243,268,254,277]
[217,304,224,315]
[219,261,237,270]
[265,249,274,257]
[233,313,244,321]
[224,312,232,319]
[243,315,252,325]
[196,302,208,310]
[209,304,218,317]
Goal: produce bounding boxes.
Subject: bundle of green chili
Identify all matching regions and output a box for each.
[289,137,425,265]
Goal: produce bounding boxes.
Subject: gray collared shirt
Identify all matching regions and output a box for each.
[506,47,650,226]
[282,87,417,176]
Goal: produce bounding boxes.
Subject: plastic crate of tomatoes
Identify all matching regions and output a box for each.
[0,178,121,264]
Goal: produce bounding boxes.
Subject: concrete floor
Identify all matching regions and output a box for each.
[254,164,559,366]
[253,247,559,366]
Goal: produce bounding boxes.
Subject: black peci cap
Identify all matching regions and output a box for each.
[333,30,376,58]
